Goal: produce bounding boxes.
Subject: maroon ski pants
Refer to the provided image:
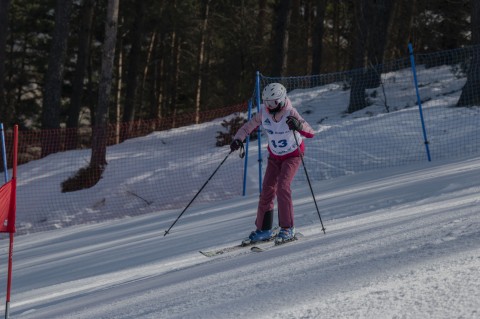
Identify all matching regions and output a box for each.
[256,155,302,230]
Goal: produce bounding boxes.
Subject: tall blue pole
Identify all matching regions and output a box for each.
[0,123,9,182]
[242,100,252,196]
[408,43,432,162]
[255,71,263,194]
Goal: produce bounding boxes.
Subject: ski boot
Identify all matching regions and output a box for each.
[274,227,296,245]
[241,229,275,246]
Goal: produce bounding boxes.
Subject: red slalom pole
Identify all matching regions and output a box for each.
[5,125,18,319]
[5,233,14,319]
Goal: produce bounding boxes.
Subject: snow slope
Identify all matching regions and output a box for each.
[0,64,479,318]
[0,155,478,318]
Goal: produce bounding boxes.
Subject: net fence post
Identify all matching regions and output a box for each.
[408,43,432,162]
[1,124,8,181]
[242,100,253,196]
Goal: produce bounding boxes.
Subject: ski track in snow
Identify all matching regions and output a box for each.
[11,190,480,319]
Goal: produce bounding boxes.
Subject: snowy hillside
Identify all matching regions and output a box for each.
[11,64,480,235]
[0,64,479,318]
[1,156,479,318]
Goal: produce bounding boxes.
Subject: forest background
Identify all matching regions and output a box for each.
[0,0,479,181]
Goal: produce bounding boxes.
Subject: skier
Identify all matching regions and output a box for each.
[230,83,315,244]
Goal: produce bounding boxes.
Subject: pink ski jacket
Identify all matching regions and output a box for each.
[234,98,315,160]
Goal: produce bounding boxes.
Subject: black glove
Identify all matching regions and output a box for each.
[286,116,303,131]
[230,139,243,152]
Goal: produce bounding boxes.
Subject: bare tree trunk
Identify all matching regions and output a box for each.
[311,0,327,75]
[152,32,165,122]
[195,0,211,124]
[66,0,96,150]
[365,0,395,88]
[457,0,480,107]
[347,0,369,113]
[41,0,73,157]
[385,0,415,60]
[170,32,181,129]
[115,41,123,144]
[348,0,394,113]
[256,0,267,43]
[121,0,147,141]
[332,1,339,69]
[271,0,292,77]
[0,0,10,122]
[90,0,119,169]
[141,32,157,120]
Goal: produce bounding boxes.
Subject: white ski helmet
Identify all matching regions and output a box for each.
[262,83,287,113]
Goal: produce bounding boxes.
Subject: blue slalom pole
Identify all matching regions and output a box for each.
[408,43,432,162]
[242,100,252,196]
[255,71,263,194]
[0,123,9,182]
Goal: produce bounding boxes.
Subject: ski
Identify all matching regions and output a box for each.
[250,232,304,252]
[200,232,304,256]
[199,239,271,257]
[199,227,279,257]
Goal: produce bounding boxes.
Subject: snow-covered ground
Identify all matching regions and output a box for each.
[0,64,479,318]
[2,155,479,318]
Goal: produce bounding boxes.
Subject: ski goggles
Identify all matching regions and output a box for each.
[264,98,285,109]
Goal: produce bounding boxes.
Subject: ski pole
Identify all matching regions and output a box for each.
[293,132,326,234]
[164,150,234,236]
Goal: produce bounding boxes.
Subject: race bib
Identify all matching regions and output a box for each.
[262,110,302,156]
